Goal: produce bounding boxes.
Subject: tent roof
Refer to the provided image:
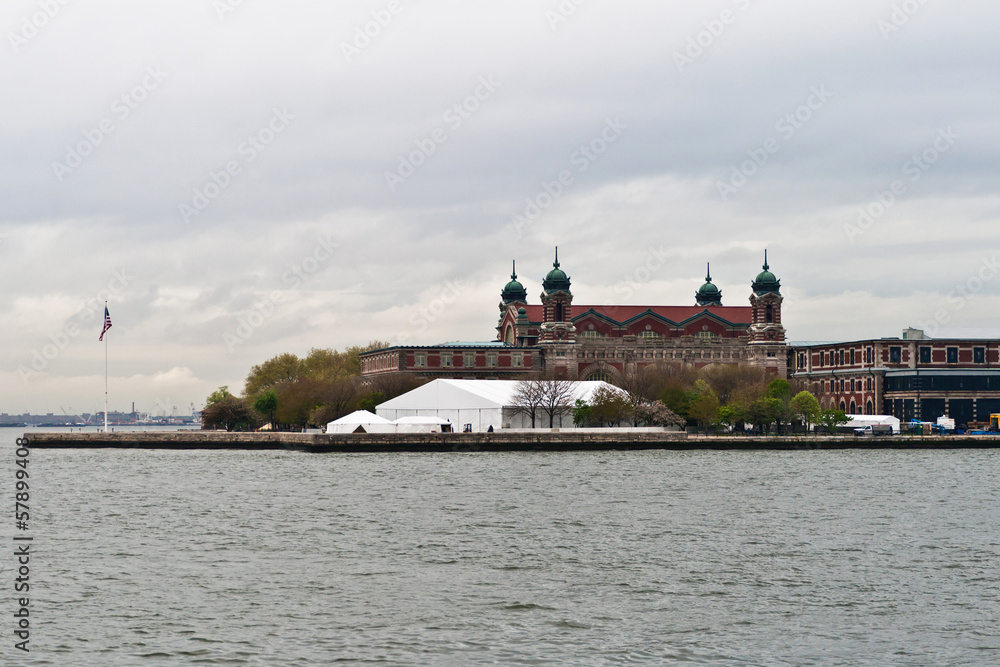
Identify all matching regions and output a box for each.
[328,410,391,425]
[376,379,621,411]
[393,415,452,424]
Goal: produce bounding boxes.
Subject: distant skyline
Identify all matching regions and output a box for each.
[3,0,999,413]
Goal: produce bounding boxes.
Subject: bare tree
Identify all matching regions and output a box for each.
[538,377,575,428]
[510,379,546,428]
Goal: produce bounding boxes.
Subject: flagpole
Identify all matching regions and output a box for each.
[104,300,109,433]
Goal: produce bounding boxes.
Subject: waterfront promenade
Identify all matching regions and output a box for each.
[21,431,1000,452]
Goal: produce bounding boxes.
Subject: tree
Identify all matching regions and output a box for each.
[244,353,303,397]
[510,379,546,428]
[572,399,593,427]
[201,396,256,432]
[687,379,720,428]
[765,378,794,434]
[634,400,686,427]
[589,384,631,426]
[702,364,768,406]
[747,397,783,434]
[206,385,234,406]
[538,378,576,428]
[790,391,821,432]
[717,403,747,432]
[252,389,279,429]
[818,408,850,434]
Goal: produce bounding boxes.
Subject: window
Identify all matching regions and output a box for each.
[830,380,835,392]
[839,350,845,365]
[638,330,660,340]
[850,349,855,365]
[582,330,603,338]
[920,347,931,364]
[442,355,452,367]
[513,354,523,367]
[947,347,958,364]
[464,353,475,367]
[866,347,873,364]
[766,304,774,323]
[890,347,901,364]
[415,353,426,367]
[975,347,985,364]
[697,331,717,340]
[487,353,498,367]
[850,379,855,391]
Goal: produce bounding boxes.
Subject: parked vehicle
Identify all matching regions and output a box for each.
[854,424,893,436]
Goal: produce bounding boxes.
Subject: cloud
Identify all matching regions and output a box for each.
[2,0,999,411]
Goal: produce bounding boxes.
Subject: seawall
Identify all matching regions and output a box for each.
[19,431,1000,452]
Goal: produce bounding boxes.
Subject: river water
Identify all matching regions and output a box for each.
[4,429,999,665]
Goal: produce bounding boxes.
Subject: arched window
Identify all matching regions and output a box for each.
[866,401,873,415]
[766,304,774,323]
[504,325,514,344]
[555,303,563,322]
[850,400,856,414]
[587,370,614,383]
[840,401,846,412]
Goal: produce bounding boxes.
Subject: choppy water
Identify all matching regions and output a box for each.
[4,429,1000,665]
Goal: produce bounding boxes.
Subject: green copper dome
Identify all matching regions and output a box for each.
[501,260,528,304]
[752,250,781,295]
[695,263,723,306]
[542,247,571,294]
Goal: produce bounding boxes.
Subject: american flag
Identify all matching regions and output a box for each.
[99,305,112,341]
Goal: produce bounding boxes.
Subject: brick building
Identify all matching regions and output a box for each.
[789,328,1000,426]
[360,249,789,383]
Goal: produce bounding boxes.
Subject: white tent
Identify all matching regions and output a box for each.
[375,379,620,432]
[844,414,901,433]
[326,410,392,434]
[392,415,453,433]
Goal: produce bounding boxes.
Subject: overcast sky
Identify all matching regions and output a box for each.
[2,0,999,415]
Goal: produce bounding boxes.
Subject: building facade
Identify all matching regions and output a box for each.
[789,328,1000,426]
[361,250,789,383]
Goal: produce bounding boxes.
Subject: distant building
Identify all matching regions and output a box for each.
[361,249,789,383]
[789,328,1000,426]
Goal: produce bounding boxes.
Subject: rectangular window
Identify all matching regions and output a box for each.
[890,347,901,363]
[513,354,523,367]
[947,347,958,364]
[830,380,835,392]
[850,349,855,365]
[839,350,845,365]
[464,353,475,367]
[415,353,426,367]
[975,347,985,364]
[442,355,452,367]
[920,347,931,364]
[487,353,498,367]
[850,378,855,391]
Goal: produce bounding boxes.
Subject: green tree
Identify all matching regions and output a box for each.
[201,396,256,432]
[252,389,279,429]
[244,353,303,397]
[818,408,850,434]
[206,385,234,406]
[572,399,593,427]
[747,397,783,434]
[589,385,631,426]
[717,403,747,432]
[790,391,821,432]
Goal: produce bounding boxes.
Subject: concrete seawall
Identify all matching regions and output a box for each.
[20,431,1000,452]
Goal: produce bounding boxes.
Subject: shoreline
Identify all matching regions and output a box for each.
[19,431,1000,452]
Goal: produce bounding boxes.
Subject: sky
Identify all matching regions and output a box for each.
[2,0,999,415]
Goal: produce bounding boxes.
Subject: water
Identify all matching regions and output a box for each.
[4,429,1000,665]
